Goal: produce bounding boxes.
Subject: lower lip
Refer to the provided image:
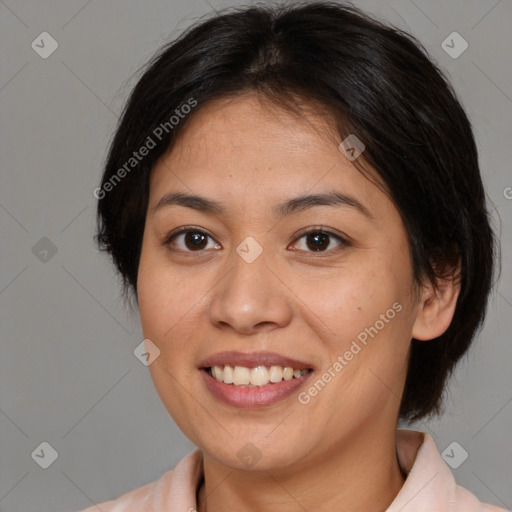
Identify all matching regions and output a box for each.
[200,369,312,408]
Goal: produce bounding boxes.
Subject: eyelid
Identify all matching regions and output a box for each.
[163,225,213,245]
[163,226,220,253]
[288,226,350,253]
[290,225,349,243]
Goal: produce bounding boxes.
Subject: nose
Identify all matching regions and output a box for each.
[208,245,293,336]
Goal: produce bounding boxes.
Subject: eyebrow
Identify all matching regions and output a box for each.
[153,190,374,220]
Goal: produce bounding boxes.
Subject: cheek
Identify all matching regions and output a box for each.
[137,252,162,335]
[300,260,406,342]
[137,248,180,341]
[137,253,207,434]
[300,257,414,401]
[137,250,211,355]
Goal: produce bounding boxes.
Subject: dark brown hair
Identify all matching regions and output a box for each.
[95,1,496,421]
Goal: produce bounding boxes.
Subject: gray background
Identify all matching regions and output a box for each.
[0,0,511,510]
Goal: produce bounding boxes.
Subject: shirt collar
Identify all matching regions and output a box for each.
[163,429,458,512]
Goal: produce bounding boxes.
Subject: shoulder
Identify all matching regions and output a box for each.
[78,449,203,512]
[79,469,175,512]
[453,484,510,512]
[391,430,509,512]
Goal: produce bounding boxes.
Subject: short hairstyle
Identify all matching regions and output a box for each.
[95,1,496,421]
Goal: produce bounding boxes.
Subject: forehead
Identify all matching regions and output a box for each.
[159,93,338,166]
[149,92,390,219]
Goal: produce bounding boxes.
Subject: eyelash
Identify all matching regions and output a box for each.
[162,226,350,256]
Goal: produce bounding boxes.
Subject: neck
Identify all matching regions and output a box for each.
[197,425,405,512]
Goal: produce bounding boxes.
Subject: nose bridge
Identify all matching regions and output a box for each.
[224,237,273,309]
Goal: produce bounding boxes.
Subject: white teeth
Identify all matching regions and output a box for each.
[213,366,223,382]
[250,366,269,386]
[208,365,309,386]
[233,366,250,385]
[283,366,294,380]
[223,365,234,384]
[269,366,283,383]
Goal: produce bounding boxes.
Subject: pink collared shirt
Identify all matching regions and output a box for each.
[79,430,509,511]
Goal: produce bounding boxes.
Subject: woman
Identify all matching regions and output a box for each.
[83,2,506,510]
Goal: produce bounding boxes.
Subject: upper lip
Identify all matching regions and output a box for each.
[198,351,313,370]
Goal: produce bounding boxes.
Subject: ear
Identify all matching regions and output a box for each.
[412,260,461,341]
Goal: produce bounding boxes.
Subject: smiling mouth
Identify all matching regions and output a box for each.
[206,365,312,387]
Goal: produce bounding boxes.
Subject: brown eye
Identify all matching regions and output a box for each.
[291,229,348,253]
[165,228,221,252]
[183,231,208,250]
[305,232,330,251]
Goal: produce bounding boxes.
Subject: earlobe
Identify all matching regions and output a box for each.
[412,264,461,341]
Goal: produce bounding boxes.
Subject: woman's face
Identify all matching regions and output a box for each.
[137,92,424,471]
